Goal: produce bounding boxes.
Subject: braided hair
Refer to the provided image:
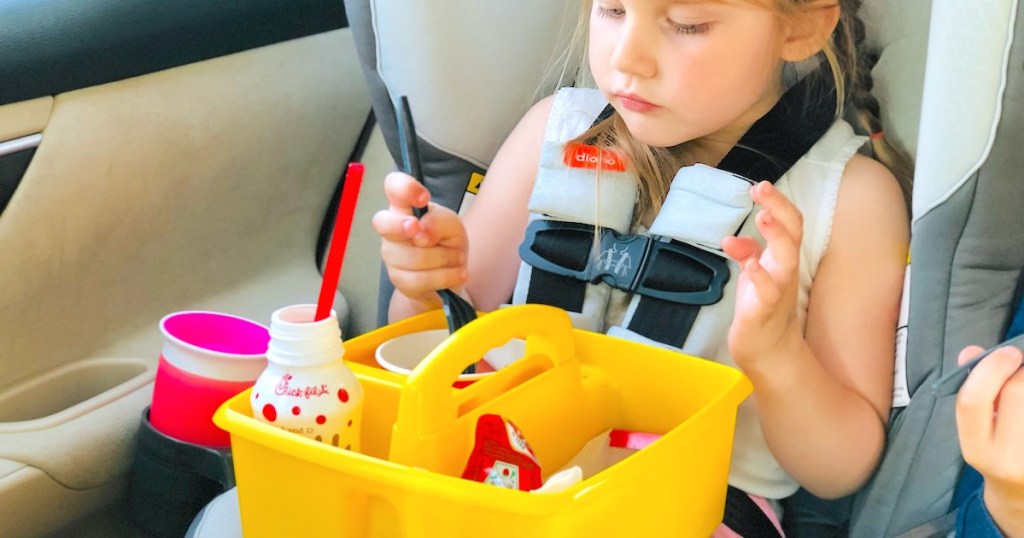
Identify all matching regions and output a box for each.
[830,0,915,205]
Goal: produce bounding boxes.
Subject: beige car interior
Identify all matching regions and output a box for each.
[4,0,1024,535]
[0,27,391,536]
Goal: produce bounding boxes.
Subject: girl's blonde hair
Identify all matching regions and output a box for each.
[544,0,914,225]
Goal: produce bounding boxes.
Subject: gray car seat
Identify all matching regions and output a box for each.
[190,0,1024,536]
[342,0,582,326]
[850,0,1024,535]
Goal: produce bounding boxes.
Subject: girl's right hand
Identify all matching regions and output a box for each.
[372,172,469,309]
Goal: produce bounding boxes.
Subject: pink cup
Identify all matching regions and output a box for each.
[149,311,270,448]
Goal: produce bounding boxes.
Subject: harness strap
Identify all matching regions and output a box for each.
[515,133,637,331]
[621,75,833,347]
[525,260,587,312]
[519,73,835,347]
[724,485,785,538]
[621,165,754,346]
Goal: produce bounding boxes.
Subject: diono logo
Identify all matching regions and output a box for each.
[563,144,627,172]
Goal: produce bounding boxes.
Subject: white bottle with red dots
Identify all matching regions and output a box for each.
[250,304,363,451]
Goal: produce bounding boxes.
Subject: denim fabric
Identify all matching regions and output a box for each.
[955,487,1005,537]
[780,488,851,537]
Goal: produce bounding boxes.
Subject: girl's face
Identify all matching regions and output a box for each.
[589,0,789,149]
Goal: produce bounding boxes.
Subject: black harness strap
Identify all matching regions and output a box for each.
[526,264,588,311]
[523,219,594,312]
[718,77,831,182]
[623,76,834,347]
[725,485,785,538]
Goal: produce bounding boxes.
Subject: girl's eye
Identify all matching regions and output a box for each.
[596,6,626,18]
[670,22,711,35]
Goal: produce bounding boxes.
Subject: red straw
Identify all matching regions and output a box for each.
[315,162,365,321]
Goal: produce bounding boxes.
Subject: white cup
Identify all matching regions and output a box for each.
[375,329,525,386]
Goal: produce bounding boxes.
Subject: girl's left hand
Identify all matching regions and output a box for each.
[722,181,803,370]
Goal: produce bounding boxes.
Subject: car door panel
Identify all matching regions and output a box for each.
[0,5,370,534]
[0,98,50,216]
[0,97,51,141]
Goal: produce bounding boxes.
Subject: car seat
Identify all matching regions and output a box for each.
[850,0,1024,535]
[190,0,1024,535]
[343,0,583,326]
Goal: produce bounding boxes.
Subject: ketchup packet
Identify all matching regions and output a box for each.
[461,414,542,491]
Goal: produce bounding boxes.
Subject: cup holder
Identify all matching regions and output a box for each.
[128,407,234,538]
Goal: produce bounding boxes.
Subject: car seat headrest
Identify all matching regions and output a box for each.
[352,0,580,171]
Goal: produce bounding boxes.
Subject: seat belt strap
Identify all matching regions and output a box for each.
[620,75,834,348]
[620,166,752,346]
[626,294,698,348]
[519,73,836,347]
[526,267,587,312]
[723,486,785,538]
[514,133,638,328]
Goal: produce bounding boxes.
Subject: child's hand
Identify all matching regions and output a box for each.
[956,344,1024,536]
[372,172,469,308]
[722,181,803,371]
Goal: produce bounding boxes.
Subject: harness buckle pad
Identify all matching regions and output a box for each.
[520,220,731,306]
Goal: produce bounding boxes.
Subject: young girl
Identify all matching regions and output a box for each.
[374,0,910,534]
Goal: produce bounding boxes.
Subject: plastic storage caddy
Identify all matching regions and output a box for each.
[215,304,751,537]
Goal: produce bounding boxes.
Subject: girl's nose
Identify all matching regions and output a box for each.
[610,21,657,79]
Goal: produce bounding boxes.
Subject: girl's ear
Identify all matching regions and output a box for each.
[780,2,841,62]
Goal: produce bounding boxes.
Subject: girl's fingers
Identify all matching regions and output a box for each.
[722,236,761,263]
[740,258,782,309]
[752,182,803,244]
[377,172,469,303]
[375,201,467,249]
[957,346,1024,457]
[383,171,431,213]
[372,209,418,241]
[755,209,799,275]
[386,266,467,297]
[411,203,467,248]
[381,241,465,272]
[724,237,784,316]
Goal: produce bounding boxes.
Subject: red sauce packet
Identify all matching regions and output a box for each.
[461,414,542,491]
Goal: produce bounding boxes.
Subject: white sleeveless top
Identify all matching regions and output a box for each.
[535,88,867,499]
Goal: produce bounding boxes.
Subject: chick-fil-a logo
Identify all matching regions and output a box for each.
[275,373,329,399]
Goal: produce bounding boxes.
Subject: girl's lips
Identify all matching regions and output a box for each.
[617,93,658,113]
